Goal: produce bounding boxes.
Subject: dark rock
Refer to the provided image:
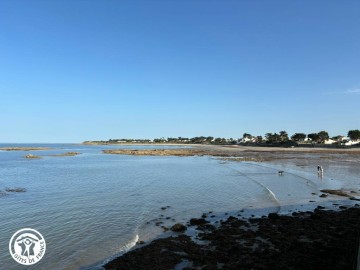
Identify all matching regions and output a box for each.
[226,216,238,222]
[268,212,279,219]
[189,218,208,226]
[170,223,187,232]
[310,213,321,219]
[5,187,27,193]
[320,189,349,197]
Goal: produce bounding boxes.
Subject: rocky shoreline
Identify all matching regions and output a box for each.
[104,205,360,270]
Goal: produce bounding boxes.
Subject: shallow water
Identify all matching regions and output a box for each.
[0,144,359,270]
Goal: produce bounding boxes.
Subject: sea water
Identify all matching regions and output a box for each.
[0,144,359,270]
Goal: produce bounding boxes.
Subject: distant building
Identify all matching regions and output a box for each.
[342,139,360,146]
[238,137,257,144]
[324,139,336,145]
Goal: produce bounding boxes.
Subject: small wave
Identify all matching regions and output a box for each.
[83,234,140,270]
[248,177,281,211]
[264,185,279,203]
[119,234,139,253]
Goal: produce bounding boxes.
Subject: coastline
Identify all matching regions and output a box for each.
[103,202,360,270]
[102,144,360,161]
[102,143,360,153]
[97,145,360,270]
[2,143,360,269]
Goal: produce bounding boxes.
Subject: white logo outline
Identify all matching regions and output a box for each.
[9,228,46,265]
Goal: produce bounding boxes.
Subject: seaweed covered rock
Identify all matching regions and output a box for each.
[170,223,187,232]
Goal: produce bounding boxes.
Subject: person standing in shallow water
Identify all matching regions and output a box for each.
[317,165,323,177]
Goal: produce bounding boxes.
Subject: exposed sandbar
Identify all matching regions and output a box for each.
[24,154,42,159]
[103,148,213,157]
[0,147,51,151]
[102,145,360,162]
[49,152,81,157]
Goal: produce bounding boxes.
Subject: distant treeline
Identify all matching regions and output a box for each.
[83,129,360,146]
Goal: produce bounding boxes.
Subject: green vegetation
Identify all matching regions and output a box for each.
[83,129,359,147]
[348,129,360,141]
[317,131,330,143]
[291,133,306,142]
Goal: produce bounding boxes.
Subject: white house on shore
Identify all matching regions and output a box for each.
[324,138,336,144]
[324,136,360,146]
[342,139,360,146]
[238,137,257,144]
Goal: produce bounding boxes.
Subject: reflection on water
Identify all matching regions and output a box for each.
[0,144,359,270]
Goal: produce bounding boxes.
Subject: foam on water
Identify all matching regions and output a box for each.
[120,234,139,253]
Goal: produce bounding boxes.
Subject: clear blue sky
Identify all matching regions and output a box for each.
[1,0,359,142]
